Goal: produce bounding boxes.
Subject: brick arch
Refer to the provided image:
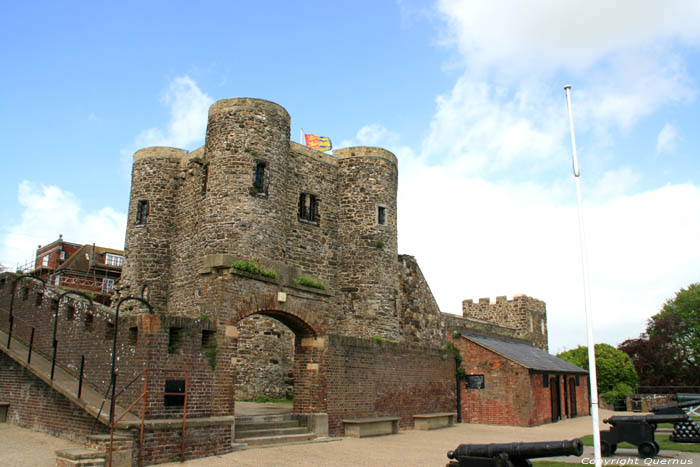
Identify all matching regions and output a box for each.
[228,291,327,338]
[234,309,317,338]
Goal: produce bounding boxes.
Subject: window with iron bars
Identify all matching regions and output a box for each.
[298,193,318,223]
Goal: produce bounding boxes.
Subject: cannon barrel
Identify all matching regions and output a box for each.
[652,400,700,414]
[604,414,688,425]
[447,439,583,460]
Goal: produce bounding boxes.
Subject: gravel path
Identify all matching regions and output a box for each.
[0,423,81,467]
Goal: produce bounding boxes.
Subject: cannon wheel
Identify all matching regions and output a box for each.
[638,442,657,458]
[652,441,660,454]
[601,441,612,457]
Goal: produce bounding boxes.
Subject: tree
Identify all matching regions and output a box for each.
[619,283,700,389]
[557,344,638,406]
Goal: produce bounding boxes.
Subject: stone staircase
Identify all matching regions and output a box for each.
[235,413,316,447]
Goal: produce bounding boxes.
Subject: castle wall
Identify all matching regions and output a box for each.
[323,334,456,436]
[397,254,447,342]
[462,295,548,350]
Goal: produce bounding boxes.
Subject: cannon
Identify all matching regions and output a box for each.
[446,439,583,467]
[652,399,700,443]
[600,414,688,458]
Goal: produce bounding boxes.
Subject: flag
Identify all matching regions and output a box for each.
[304,133,332,152]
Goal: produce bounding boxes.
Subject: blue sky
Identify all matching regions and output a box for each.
[2,1,699,353]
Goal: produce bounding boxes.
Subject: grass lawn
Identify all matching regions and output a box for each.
[580,434,700,453]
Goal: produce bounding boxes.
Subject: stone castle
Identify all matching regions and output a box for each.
[117,97,549,400]
[0,97,581,466]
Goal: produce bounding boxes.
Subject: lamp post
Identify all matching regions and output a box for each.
[109,296,152,427]
[51,291,93,380]
[7,274,45,349]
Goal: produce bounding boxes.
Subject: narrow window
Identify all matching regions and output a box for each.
[65,305,75,321]
[298,193,318,223]
[0,278,5,288]
[21,287,29,301]
[105,322,115,340]
[377,206,386,226]
[168,327,183,354]
[253,161,267,194]
[60,251,66,261]
[201,330,215,349]
[35,291,43,306]
[129,327,138,346]
[135,200,149,226]
[201,163,209,196]
[543,374,549,388]
[84,312,94,330]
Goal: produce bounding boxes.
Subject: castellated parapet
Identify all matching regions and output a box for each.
[462,295,548,351]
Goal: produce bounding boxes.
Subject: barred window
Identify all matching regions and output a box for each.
[298,193,318,223]
[253,161,267,194]
[135,200,149,226]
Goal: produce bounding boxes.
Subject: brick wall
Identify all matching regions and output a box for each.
[0,351,108,441]
[324,335,456,436]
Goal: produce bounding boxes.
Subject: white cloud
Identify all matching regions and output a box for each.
[437,0,700,75]
[657,123,679,154]
[397,161,700,353]
[0,181,126,269]
[120,76,213,175]
[421,77,567,174]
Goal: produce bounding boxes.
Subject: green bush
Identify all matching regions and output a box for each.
[557,343,637,394]
[232,257,277,279]
[601,382,634,408]
[293,275,325,290]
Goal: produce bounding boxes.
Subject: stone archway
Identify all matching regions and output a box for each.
[228,304,327,417]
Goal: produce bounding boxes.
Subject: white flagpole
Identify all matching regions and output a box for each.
[564,85,602,467]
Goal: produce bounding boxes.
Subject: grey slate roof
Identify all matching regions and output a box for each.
[458,331,587,374]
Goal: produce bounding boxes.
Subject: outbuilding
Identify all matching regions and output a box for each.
[453,331,589,426]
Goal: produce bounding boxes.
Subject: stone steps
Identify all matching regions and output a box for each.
[235,414,316,447]
[239,432,317,447]
[236,426,311,439]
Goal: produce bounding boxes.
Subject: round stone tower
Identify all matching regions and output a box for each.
[200,98,291,261]
[121,147,186,313]
[336,147,400,339]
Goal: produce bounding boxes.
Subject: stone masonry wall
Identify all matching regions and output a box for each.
[462,295,548,350]
[235,314,294,400]
[397,254,447,342]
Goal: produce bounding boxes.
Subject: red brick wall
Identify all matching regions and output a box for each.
[0,351,108,441]
[324,335,456,436]
[455,337,533,426]
[453,336,590,426]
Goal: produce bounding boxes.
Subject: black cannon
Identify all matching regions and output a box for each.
[446,439,583,467]
[652,399,700,443]
[600,414,689,458]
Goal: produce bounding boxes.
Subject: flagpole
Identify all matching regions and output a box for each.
[564,84,602,467]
